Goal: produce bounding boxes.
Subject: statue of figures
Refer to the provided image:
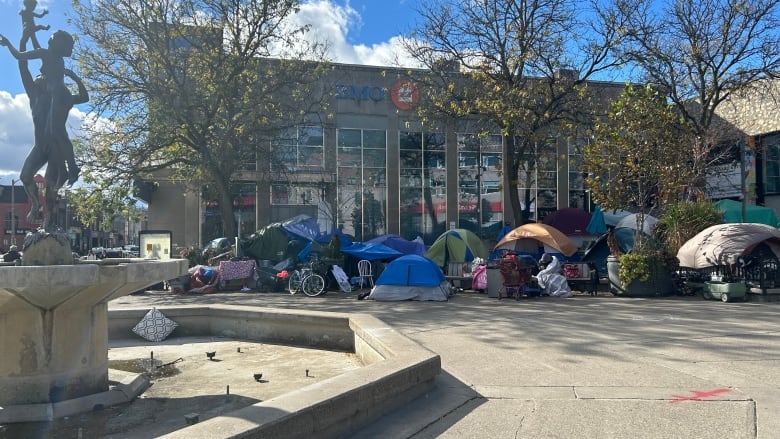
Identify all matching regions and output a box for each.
[0,10,87,232]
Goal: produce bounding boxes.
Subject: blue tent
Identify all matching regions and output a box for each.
[369,255,450,301]
[341,242,403,261]
[366,234,426,255]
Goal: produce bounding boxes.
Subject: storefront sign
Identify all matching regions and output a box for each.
[390,79,419,110]
[335,84,386,101]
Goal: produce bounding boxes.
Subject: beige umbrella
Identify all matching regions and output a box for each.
[676,223,780,269]
[494,223,578,257]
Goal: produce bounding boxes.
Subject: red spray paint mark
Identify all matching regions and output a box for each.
[670,388,732,403]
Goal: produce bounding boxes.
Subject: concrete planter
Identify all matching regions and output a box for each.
[607,255,676,297]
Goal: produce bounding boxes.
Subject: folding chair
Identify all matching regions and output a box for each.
[357,259,374,289]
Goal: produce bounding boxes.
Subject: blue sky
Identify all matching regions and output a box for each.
[0,0,422,183]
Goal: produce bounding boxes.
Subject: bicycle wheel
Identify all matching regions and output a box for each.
[288,270,303,294]
[302,274,326,296]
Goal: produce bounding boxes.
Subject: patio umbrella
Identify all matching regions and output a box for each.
[616,213,658,235]
[494,223,578,257]
[425,228,488,266]
[676,223,780,269]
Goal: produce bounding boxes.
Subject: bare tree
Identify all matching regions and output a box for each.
[611,0,780,195]
[402,0,625,223]
[70,0,330,239]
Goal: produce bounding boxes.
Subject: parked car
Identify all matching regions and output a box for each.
[202,238,232,258]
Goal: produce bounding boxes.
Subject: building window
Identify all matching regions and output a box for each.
[270,125,324,172]
[336,129,387,240]
[456,133,503,240]
[399,131,446,242]
[766,137,780,194]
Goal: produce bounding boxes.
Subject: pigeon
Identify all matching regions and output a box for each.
[253,373,263,382]
[206,351,216,360]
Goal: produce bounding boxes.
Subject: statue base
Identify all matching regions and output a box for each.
[22,230,74,266]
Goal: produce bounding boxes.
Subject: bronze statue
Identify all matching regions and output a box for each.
[0,5,87,231]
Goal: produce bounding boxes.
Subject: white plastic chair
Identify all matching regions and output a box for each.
[357,259,374,289]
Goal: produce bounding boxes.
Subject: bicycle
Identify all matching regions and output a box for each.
[287,259,327,296]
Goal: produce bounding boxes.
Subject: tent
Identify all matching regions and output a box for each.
[586,205,608,235]
[713,199,779,227]
[677,223,780,268]
[602,209,633,227]
[542,208,592,235]
[426,229,488,266]
[581,228,636,276]
[366,234,427,256]
[368,255,451,301]
[341,242,403,261]
[542,207,598,249]
[616,213,658,235]
[241,223,297,262]
[494,223,578,258]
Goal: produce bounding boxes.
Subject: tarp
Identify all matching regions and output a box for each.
[586,205,608,235]
[368,254,451,301]
[281,214,321,242]
[241,224,293,262]
[494,223,578,257]
[713,199,779,227]
[677,223,780,268]
[426,229,488,266]
[341,242,403,261]
[542,208,592,236]
[243,215,325,262]
[366,234,427,256]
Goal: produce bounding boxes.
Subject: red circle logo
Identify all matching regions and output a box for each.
[390,79,419,110]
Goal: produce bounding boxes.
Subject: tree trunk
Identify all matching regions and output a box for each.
[503,134,522,224]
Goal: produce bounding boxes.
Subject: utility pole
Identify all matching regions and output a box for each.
[10,179,17,247]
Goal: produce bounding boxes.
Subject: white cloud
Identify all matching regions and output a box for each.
[296,0,422,68]
[0,91,89,184]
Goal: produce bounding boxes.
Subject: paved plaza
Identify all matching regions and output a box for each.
[109,289,780,438]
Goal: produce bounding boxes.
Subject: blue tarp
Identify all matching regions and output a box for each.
[366,234,426,256]
[341,242,403,261]
[375,255,445,286]
[281,214,321,242]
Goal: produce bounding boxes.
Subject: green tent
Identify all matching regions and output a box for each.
[425,228,488,266]
[713,199,779,227]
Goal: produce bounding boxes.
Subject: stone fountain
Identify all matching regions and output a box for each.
[0,6,188,422]
[0,234,187,422]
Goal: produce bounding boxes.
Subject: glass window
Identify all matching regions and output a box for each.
[400,130,447,243]
[766,139,780,193]
[335,128,388,240]
[338,129,362,148]
[270,125,323,171]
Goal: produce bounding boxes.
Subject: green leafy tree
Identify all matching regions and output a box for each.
[403,0,626,223]
[70,0,330,239]
[584,84,695,251]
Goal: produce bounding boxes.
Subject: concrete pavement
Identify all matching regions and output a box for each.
[109,290,780,438]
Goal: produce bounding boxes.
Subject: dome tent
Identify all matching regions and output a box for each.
[368,255,451,301]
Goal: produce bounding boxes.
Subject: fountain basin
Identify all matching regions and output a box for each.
[0,259,188,409]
